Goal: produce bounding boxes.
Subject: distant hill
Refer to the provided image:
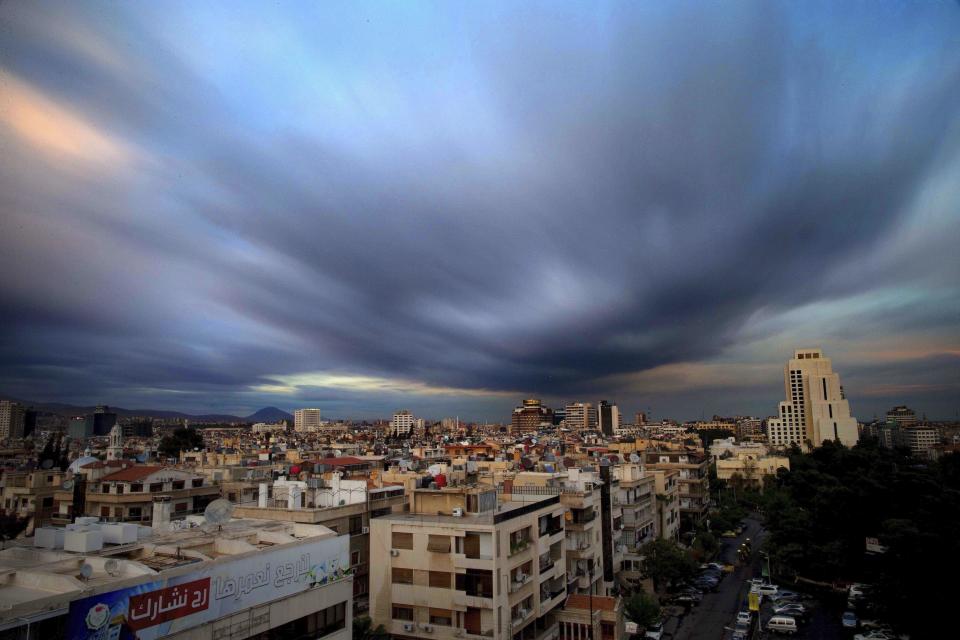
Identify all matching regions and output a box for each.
[0,396,291,424]
[244,406,293,422]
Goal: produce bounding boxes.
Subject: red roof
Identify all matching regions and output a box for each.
[319,456,368,467]
[565,594,618,611]
[101,466,166,482]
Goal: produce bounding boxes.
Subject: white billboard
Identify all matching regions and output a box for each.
[68,534,350,640]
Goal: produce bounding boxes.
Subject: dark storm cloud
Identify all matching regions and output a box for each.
[1,1,958,418]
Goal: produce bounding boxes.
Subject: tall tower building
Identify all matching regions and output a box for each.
[597,400,620,436]
[294,408,322,432]
[767,348,859,449]
[0,400,25,440]
[106,423,124,461]
[564,402,598,431]
[391,410,415,437]
[511,398,553,433]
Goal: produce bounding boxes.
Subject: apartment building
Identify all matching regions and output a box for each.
[0,467,66,526]
[612,463,656,587]
[558,594,624,640]
[899,425,941,459]
[294,407,322,432]
[54,465,219,524]
[392,410,416,437]
[643,450,709,526]
[646,469,679,541]
[0,400,25,440]
[370,485,567,640]
[233,475,406,613]
[564,404,598,432]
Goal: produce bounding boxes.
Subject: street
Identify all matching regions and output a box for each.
[670,516,765,640]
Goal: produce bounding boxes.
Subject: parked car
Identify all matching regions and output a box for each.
[644,621,664,640]
[736,611,752,625]
[721,530,738,538]
[773,604,807,618]
[860,620,889,631]
[750,583,779,596]
[853,632,894,640]
[842,611,859,629]
[673,594,701,605]
[772,590,801,601]
[767,616,799,634]
[848,583,871,600]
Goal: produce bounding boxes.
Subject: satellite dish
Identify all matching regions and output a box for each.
[79,563,94,580]
[104,559,121,576]
[40,459,55,470]
[629,453,640,463]
[62,478,75,491]
[203,499,235,527]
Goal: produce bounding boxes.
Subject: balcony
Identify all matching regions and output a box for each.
[509,539,532,557]
[538,556,555,576]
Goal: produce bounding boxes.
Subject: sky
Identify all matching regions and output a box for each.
[1,1,959,422]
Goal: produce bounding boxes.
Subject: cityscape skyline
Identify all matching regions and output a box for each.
[2,1,959,421]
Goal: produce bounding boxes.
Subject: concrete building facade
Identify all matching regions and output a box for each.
[766,349,859,449]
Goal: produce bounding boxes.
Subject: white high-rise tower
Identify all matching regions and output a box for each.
[294,408,321,432]
[767,348,859,449]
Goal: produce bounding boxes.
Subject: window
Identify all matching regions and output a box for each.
[130,483,143,492]
[117,484,124,495]
[172,480,185,490]
[149,483,162,492]
[316,601,347,637]
[351,550,361,566]
[392,568,414,584]
[192,478,203,488]
[129,507,142,519]
[100,506,110,517]
[429,609,453,626]
[350,515,363,535]
[174,502,188,513]
[428,535,451,553]
[392,531,413,549]
[42,496,53,508]
[102,484,110,493]
[393,606,414,621]
[429,571,451,588]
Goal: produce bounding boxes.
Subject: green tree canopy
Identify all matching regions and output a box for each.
[158,427,205,459]
[624,589,661,629]
[639,538,697,590]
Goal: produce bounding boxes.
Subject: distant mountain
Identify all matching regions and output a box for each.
[0,395,290,424]
[244,406,294,422]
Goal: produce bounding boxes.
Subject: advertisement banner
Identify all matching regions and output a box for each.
[68,535,350,640]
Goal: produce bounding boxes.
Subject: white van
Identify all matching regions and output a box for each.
[767,616,798,634]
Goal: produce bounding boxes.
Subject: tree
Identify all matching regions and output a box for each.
[158,427,205,459]
[0,513,29,548]
[353,616,388,640]
[639,539,697,591]
[624,589,661,629]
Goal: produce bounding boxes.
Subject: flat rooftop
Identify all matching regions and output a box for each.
[0,518,336,620]
[380,493,560,526]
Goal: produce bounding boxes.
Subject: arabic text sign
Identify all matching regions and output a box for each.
[127,578,210,630]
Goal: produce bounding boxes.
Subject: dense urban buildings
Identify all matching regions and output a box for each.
[766,349,859,449]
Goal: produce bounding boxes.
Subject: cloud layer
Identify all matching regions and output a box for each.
[1,1,959,420]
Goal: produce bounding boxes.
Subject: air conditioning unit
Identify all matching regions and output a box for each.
[519,608,529,618]
[362,526,370,534]
[390,549,400,557]
[422,625,434,633]
[402,623,415,632]
[515,572,526,582]
[452,507,463,517]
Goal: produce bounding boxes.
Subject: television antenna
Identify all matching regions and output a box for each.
[203,499,235,531]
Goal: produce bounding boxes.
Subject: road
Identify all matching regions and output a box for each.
[671,517,764,640]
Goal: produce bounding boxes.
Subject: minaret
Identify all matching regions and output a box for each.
[107,424,124,461]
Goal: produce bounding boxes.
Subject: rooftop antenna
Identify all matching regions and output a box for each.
[203,499,235,532]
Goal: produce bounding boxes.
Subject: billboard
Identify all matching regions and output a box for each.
[68,535,350,640]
